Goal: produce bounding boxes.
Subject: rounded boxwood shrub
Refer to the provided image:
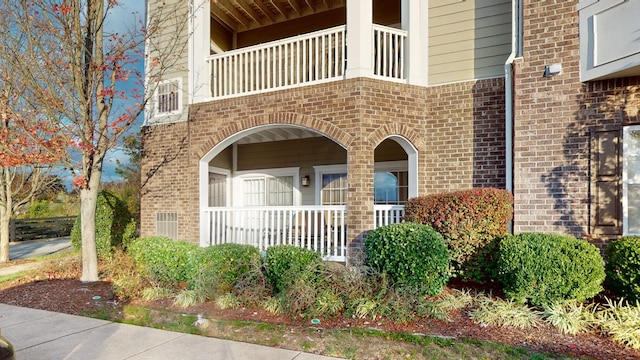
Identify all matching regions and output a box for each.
[606,236,640,302]
[71,190,134,259]
[264,245,322,294]
[497,233,605,306]
[364,222,450,296]
[127,236,201,286]
[197,243,262,295]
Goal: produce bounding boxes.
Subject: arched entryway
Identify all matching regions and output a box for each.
[199,124,350,260]
[373,135,419,226]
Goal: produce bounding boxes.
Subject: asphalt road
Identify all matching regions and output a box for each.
[9,237,71,260]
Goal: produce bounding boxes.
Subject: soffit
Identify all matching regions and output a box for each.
[211,0,346,33]
[236,126,322,144]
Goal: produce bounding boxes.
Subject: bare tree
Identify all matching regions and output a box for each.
[0,50,66,262]
[0,0,186,280]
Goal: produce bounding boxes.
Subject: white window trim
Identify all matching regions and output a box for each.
[623,125,640,235]
[374,160,408,172]
[208,166,231,207]
[155,77,183,117]
[232,167,301,207]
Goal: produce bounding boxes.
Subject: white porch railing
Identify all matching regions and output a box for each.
[202,204,405,262]
[206,25,407,99]
[374,205,405,228]
[203,205,348,261]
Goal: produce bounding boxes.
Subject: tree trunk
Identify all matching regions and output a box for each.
[0,169,11,263]
[79,170,102,282]
[0,204,10,263]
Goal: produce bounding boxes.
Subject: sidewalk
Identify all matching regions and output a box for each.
[0,304,343,360]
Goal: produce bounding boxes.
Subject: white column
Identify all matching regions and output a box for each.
[189,0,211,103]
[402,0,429,86]
[345,0,373,79]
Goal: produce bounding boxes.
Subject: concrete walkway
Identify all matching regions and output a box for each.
[9,237,71,260]
[0,237,72,277]
[0,304,342,360]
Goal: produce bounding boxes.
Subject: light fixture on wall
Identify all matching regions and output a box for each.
[301,175,310,187]
[544,63,563,77]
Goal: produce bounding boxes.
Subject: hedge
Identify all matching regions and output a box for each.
[606,236,640,302]
[71,190,135,259]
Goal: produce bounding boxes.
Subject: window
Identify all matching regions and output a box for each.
[313,162,408,205]
[242,176,294,206]
[156,78,181,115]
[234,168,299,207]
[624,126,640,234]
[374,161,408,205]
[208,169,229,207]
[268,176,294,206]
[321,173,348,205]
[314,165,347,205]
[374,171,408,205]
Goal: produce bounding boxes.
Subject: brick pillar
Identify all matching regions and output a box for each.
[346,140,374,265]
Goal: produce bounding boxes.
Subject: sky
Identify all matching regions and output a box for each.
[100,1,147,183]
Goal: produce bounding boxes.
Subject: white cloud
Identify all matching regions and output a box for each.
[103,147,130,183]
[105,1,146,35]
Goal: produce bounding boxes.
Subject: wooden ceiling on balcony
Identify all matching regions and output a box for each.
[211,0,346,33]
[237,126,322,144]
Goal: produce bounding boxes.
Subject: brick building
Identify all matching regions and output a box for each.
[141,0,640,260]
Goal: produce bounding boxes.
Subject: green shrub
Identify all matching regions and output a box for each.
[404,188,513,280]
[364,222,450,296]
[121,219,138,250]
[197,243,261,296]
[25,199,51,218]
[497,233,605,306]
[606,236,640,302]
[264,245,322,294]
[127,236,202,286]
[71,190,133,259]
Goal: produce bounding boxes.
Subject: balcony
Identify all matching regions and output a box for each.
[206,25,407,99]
[202,205,404,262]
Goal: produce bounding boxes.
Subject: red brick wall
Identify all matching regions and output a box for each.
[141,77,506,245]
[513,0,640,244]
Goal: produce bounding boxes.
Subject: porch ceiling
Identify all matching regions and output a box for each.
[236,126,322,144]
[211,0,346,33]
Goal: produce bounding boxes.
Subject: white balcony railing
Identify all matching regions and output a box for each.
[208,26,347,99]
[206,25,407,99]
[202,204,405,262]
[372,25,406,80]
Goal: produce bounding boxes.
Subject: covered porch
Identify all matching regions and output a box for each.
[199,125,417,262]
[189,0,428,102]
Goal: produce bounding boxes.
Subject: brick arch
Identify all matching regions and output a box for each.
[366,123,421,199]
[195,112,354,160]
[366,123,425,150]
